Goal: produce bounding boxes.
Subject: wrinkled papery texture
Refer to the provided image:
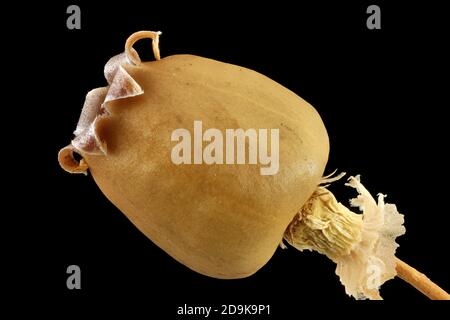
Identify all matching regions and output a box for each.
[286,176,405,299]
[67,53,330,278]
[285,186,363,261]
[68,52,144,158]
[337,176,406,300]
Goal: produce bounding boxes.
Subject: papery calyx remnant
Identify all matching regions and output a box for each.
[58,31,162,174]
[284,175,406,300]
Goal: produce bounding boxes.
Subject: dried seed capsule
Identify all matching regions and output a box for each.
[59,31,450,301]
[59,31,329,279]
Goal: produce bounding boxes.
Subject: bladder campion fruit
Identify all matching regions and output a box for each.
[58,31,449,300]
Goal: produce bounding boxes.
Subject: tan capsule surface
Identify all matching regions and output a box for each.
[82,54,329,278]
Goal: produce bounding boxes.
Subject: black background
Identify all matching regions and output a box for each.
[7,0,449,316]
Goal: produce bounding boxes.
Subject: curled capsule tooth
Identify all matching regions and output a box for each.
[58,145,89,175]
[74,87,108,136]
[104,51,141,85]
[104,66,143,106]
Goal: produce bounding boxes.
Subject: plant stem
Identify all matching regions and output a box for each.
[395,258,450,300]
